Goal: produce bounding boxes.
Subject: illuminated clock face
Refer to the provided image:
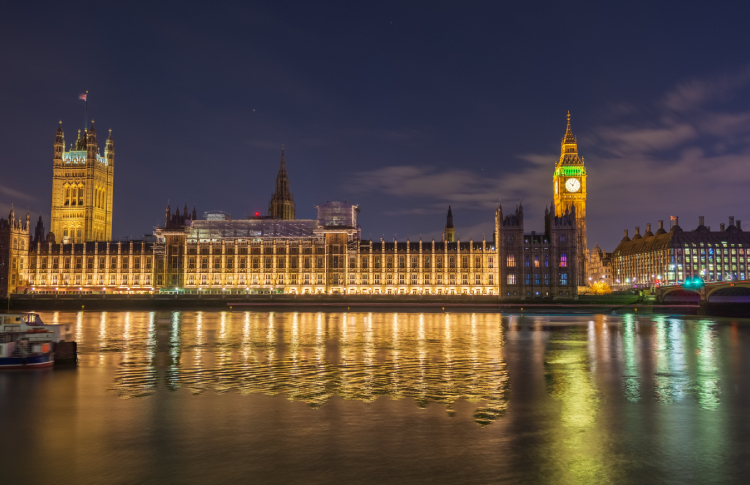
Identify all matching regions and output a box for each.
[565,178,581,193]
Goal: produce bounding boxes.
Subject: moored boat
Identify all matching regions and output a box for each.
[0,335,54,369]
[0,313,70,342]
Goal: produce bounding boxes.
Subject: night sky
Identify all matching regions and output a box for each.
[2,1,750,250]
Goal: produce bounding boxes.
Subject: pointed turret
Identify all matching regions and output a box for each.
[54,121,64,163]
[192,206,197,220]
[34,215,45,244]
[444,206,455,243]
[268,147,296,220]
[105,128,115,166]
[75,128,87,150]
[87,120,98,162]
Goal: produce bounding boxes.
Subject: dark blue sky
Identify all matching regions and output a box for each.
[2,1,750,249]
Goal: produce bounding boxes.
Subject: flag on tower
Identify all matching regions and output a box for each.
[79,93,87,101]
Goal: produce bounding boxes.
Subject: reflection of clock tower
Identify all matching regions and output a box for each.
[553,112,587,286]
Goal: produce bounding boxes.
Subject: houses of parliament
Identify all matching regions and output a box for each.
[1,114,588,298]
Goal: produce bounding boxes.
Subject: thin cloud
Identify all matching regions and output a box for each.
[0,184,38,202]
[662,65,750,112]
[594,123,696,156]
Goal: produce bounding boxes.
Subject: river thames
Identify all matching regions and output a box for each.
[1,311,748,484]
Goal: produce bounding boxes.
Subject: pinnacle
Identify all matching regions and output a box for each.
[563,111,575,144]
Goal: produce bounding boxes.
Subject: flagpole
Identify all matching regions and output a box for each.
[85,90,88,130]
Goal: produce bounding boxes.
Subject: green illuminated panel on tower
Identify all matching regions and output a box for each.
[554,166,586,177]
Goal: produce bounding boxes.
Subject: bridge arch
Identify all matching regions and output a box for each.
[707,286,750,303]
[662,288,701,303]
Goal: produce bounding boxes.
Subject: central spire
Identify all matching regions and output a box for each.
[268,146,296,220]
[444,205,455,243]
[275,147,291,198]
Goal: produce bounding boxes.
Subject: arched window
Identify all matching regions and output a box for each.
[65,186,71,206]
[78,186,84,205]
[64,228,69,237]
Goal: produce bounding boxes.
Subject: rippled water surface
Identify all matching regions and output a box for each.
[2,311,750,484]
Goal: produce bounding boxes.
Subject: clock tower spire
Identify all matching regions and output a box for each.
[553,112,587,286]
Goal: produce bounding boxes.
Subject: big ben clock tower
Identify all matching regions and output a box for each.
[553,112,587,286]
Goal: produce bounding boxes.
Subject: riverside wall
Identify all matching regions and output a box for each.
[0,293,712,315]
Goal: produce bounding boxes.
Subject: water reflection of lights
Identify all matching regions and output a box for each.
[621,314,641,402]
[98,312,107,352]
[108,312,510,426]
[653,317,689,405]
[74,311,82,344]
[544,324,603,482]
[694,321,721,410]
[110,312,158,398]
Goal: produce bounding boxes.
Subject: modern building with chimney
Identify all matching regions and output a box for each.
[611,216,750,289]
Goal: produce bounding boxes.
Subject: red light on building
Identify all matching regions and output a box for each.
[255,212,260,217]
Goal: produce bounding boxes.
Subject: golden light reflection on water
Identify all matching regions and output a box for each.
[54,310,733,431]
[544,322,604,483]
[16,311,746,483]
[104,312,510,426]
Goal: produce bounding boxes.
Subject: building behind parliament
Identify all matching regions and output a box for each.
[7,116,585,299]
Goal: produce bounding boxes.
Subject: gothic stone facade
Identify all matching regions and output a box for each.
[50,121,114,243]
[0,209,31,297]
[587,244,613,287]
[496,203,578,298]
[20,214,502,296]
[13,114,584,299]
[553,113,587,286]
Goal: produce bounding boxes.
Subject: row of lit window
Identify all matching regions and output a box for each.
[33,273,152,286]
[506,254,567,267]
[617,259,746,271]
[180,255,495,270]
[506,273,569,286]
[10,238,26,250]
[181,245,496,255]
[30,256,153,270]
[184,272,496,286]
[618,245,746,262]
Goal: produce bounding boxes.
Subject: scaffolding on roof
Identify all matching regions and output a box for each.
[316,201,358,228]
[185,219,320,242]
